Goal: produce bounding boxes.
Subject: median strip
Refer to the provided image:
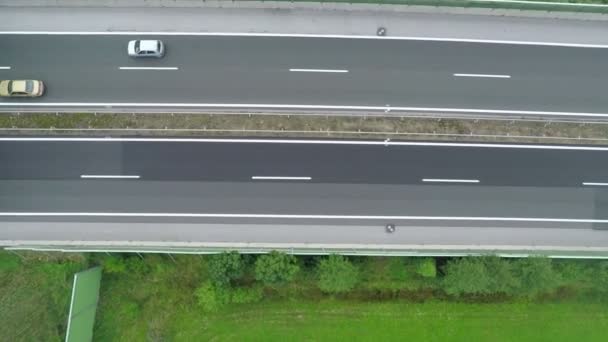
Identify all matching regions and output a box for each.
[453,73,511,79]
[118,67,178,70]
[289,68,349,73]
[80,175,140,179]
[251,176,312,181]
[422,178,480,183]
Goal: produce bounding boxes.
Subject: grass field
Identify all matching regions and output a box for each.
[3,251,608,341]
[171,299,608,341]
[0,252,87,342]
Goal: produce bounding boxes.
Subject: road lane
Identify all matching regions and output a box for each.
[2,138,608,187]
[0,180,600,225]
[1,35,608,114]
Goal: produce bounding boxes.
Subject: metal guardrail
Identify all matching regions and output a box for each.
[275,0,608,13]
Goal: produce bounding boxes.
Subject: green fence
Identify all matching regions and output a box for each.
[65,267,103,342]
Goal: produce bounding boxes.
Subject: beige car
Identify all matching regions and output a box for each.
[0,80,45,97]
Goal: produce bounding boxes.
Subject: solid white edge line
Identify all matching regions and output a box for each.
[252,176,312,180]
[0,212,607,223]
[118,67,178,70]
[80,175,140,179]
[422,178,480,183]
[1,102,608,118]
[453,73,511,79]
[1,32,607,49]
[0,66,10,70]
[289,69,349,73]
[64,273,78,342]
[5,137,608,152]
[583,182,608,186]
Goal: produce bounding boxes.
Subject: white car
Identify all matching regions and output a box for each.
[127,40,165,58]
[0,80,45,97]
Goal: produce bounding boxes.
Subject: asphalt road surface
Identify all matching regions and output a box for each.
[2,138,608,187]
[1,34,608,115]
[3,137,608,252]
[2,137,608,223]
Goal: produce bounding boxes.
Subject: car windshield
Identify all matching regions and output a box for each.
[25,81,33,93]
[7,82,12,93]
[134,41,140,53]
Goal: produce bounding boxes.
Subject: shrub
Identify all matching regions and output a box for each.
[125,256,150,276]
[254,251,299,285]
[514,257,561,297]
[0,252,20,274]
[387,258,408,282]
[415,258,437,278]
[208,251,245,287]
[590,261,608,294]
[230,286,264,304]
[195,281,224,312]
[317,254,359,294]
[483,256,520,295]
[102,256,127,274]
[442,257,491,296]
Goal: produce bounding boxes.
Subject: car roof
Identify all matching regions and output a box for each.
[139,40,159,51]
[10,80,27,92]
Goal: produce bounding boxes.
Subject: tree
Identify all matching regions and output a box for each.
[415,258,437,278]
[482,256,519,295]
[208,251,245,287]
[514,257,561,297]
[442,257,491,296]
[317,254,359,294]
[254,251,299,285]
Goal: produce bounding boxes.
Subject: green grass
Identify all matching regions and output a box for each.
[0,251,87,342]
[169,299,608,341]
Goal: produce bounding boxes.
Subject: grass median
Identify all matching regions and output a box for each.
[2,112,608,145]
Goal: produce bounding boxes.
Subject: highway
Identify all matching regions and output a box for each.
[1,34,608,116]
[3,137,608,187]
[2,137,608,254]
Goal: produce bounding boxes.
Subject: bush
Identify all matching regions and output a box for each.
[194,281,226,312]
[387,258,408,282]
[483,256,519,295]
[415,258,437,278]
[230,286,264,304]
[102,256,127,274]
[0,252,20,274]
[317,254,359,294]
[195,281,263,312]
[590,261,608,294]
[254,251,299,285]
[514,257,561,297]
[442,257,491,296]
[553,260,592,289]
[208,251,245,287]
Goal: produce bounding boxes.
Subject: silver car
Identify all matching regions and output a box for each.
[127,40,165,58]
